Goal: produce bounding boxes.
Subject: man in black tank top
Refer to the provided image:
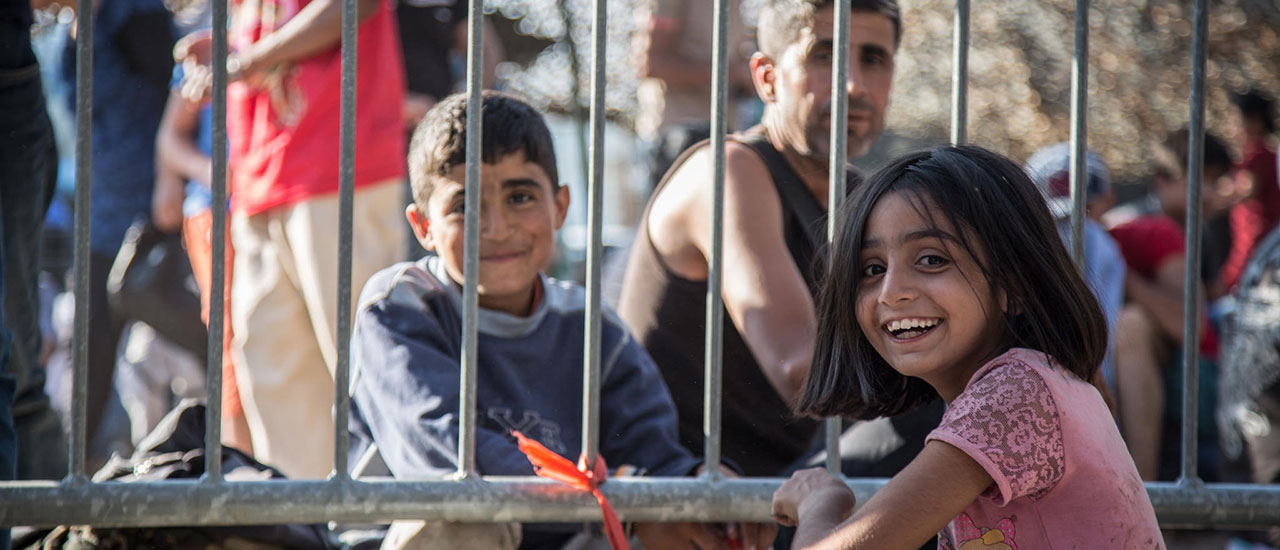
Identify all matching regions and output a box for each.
[618,0,940,483]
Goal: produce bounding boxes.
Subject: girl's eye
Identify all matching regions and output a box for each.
[919,255,949,267]
[861,264,885,277]
[446,201,464,215]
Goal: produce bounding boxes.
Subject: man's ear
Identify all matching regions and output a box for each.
[552,184,571,230]
[750,52,776,102]
[405,203,436,251]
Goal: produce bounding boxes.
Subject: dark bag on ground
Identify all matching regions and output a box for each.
[107,217,208,359]
[26,400,335,549]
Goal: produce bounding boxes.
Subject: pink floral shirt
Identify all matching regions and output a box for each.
[928,348,1164,549]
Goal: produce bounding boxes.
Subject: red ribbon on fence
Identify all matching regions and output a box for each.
[512,431,629,550]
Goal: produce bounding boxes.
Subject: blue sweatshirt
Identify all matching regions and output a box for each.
[349,256,699,544]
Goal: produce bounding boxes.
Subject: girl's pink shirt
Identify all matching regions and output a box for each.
[928,348,1164,550]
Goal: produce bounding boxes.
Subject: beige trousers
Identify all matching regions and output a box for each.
[230,181,406,479]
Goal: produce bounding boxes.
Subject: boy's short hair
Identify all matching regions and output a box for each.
[1151,127,1232,183]
[757,0,901,60]
[408,91,560,212]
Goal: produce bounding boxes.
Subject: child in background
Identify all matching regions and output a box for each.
[771,146,1163,549]
[152,29,254,456]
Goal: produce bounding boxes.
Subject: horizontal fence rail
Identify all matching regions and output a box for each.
[1,479,1279,528]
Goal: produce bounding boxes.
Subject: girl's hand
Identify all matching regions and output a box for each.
[771,467,856,528]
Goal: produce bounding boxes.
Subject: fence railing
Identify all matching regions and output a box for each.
[3,0,1279,532]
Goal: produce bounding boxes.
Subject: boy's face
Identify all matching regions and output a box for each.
[407,152,570,316]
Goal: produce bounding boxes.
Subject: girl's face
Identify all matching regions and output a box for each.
[854,191,1007,402]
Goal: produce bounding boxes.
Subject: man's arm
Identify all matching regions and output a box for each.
[1124,254,1196,344]
[669,143,818,403]
[233,0,381,79]
[352,294,535,478]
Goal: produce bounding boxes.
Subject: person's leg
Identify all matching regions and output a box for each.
[230,210,335,479]
[183,209,252,455]
[86,252,126,472]
[282,181,407,377]
[0,129,18,550]
[0,54,66,482]
[1115,303,1167,480]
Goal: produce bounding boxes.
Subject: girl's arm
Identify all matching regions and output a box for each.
[774,441,992,550]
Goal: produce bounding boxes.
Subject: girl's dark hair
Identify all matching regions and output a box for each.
[796,145,1108,419]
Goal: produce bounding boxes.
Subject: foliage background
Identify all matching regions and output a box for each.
[489,0,1280,185]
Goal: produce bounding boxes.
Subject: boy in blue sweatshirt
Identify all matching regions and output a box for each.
[349,91,768,550]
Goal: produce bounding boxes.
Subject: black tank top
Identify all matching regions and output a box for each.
[617,130,857,475]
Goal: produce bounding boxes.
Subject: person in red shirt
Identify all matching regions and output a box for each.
[1219,89,1279,294]
[1108,129,1232,481]
[185,0,408,479]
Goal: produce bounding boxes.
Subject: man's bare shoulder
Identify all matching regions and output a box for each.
[652,141,781,222]
[646,140,784,278]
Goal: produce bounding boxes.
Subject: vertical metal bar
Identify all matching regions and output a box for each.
[203,0,230,483]
[456,0,484,478]
[950,0,970,145]
[1067,0,1088,265]
[581,0,607,469]
[1179,0,1209,485]
[332,0,359,481]
[824,0,851,474]
[68,0,94,483]
[702,0,730,477]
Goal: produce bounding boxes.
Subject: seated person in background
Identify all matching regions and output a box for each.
[1106,128,1233,481]
[347,91,774,550]
[1024,142,1125,413]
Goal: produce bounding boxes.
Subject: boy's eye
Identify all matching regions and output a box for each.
[509,191,536,205]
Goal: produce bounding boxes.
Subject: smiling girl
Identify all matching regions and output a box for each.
[772,146,1164,549]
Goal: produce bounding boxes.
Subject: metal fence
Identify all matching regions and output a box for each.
[3,0,1280,533]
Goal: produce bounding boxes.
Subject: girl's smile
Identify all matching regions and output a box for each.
[855,191,1006,401]
[883,317,941,340]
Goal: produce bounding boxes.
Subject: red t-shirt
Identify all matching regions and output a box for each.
[228,0,406,215]
[1110,215,1218,357]
[1219,140,1280,291]
[1110,215,1186,280]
